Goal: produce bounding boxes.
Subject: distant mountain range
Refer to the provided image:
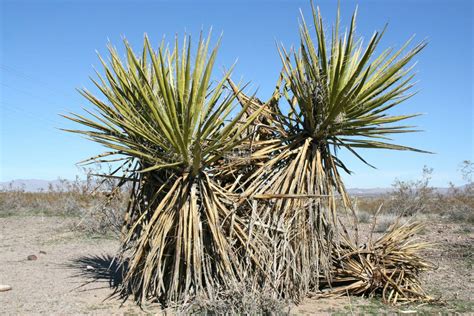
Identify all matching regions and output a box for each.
[1,178,462,196]
[0,179,69,192]
[346,187,394,196]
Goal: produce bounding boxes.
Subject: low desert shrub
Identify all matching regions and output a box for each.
[439,184,474,223]
[183,282,290,315]
[357,210,371,224]
[0,170,127,234]
[71,190,126,235]
[385,166,435,216]
[356,162,474,223]
[374,213,399,233]
[428,161,474,222]
[355,196,388,215]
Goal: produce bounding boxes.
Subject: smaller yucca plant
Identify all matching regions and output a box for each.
[64,33,264,304]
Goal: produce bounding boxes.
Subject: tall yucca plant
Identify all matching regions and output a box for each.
[240,3,427,300]
[64,33,264,304]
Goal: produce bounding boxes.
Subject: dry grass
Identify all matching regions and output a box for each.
[355,186,474,225]
[374,213,399,233]
[0,174,126,234]
[182,282,290,314]
[356,210,371,224]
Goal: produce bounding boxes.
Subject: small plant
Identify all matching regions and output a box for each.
[357,210,371,224]
[0,166,127,234]
[374,213,398,232]
[387,166,434,216]
[184,282,290,314]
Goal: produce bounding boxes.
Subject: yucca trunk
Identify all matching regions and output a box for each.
[240,137,350,300]
[120,171,261,303]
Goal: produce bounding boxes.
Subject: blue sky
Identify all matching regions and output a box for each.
[0,0,472,188]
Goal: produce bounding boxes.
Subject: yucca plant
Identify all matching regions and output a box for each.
[64,33,266,304]
[64,2,431,307]
[238,3,427,300]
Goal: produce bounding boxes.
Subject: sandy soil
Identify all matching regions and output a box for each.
[1,215,472,315]
[291,217,474,315]
[0,216,163,315]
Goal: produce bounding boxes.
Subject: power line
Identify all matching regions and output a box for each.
[1,101,64,126]
[0,64,79,100]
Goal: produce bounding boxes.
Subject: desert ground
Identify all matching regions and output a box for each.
[0,211,472,315]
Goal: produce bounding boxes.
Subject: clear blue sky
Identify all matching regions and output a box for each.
[0,0,472,188]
